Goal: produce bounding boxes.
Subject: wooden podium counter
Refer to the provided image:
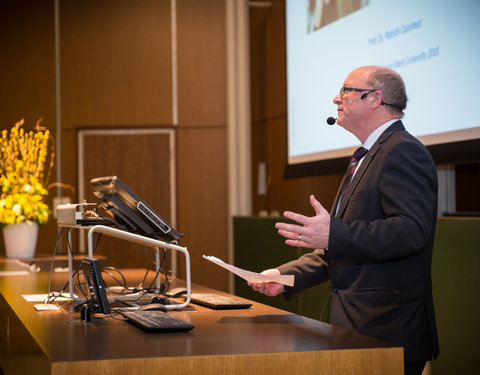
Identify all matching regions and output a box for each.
[0,262,403,375]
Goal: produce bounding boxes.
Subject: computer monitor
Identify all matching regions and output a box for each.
[81,257,110,315]
[90,176,183,242]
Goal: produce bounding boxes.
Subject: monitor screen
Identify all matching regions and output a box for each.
[81,257,110,315]
[90,176,183,242]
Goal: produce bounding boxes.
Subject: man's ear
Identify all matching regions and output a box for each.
[370,90,383,109]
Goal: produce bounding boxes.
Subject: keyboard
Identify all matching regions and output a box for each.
[121,310,194,333]
[188,293,252,310]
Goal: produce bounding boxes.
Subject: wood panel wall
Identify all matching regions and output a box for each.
[0,0,229,291]
[79,130,173,269]
[0,0,59,258]
[175,0,228,288]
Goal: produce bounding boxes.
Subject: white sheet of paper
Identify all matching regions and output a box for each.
[203,255,294,287]
[34,303,61,311]
[0,271,30,277]
[22,293,76,302]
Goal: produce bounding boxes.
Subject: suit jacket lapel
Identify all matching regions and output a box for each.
[333,120,405,218]
[335,146,379,217]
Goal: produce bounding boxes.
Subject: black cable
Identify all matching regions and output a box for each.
[63,228,90,299]
[108,311,129,321]
[144,263,169,295]
[144,248,170,295]
[74,263,89,300]
[101,266,129,293]
[114,261,168,304]
[65,228,78,268]
[46,227,81,304]
[92,232,102,252]
[158,249,169,293]
[45,227,65,303]
[134,247,169,295]
[137,261,155,291]
[46,265,83,304]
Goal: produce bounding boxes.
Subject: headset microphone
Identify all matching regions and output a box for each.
[326,117,336,125]
[360,90,375,100]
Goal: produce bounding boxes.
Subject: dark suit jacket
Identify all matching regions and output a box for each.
[277,121,440,364]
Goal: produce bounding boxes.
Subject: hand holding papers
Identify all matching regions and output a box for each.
[203,255,294,287]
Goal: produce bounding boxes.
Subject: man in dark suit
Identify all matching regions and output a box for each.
[249,65,439,375]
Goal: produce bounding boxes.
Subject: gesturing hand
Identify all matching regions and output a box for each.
[275,194,330,250]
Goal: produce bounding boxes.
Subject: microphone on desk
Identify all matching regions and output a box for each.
[326,117,336,125]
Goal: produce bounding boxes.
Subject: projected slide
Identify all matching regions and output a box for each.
[287,0,480,164]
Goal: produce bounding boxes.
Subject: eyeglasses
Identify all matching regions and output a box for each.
[339,87,375,98]
[339,86,403,111]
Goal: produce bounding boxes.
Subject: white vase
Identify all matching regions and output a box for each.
[2,221,39,258]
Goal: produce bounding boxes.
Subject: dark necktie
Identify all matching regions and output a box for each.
[339,146,368,196]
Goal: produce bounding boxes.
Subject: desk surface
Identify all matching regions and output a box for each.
[0,259,403,375]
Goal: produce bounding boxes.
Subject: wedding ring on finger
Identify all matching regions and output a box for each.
[298,233,302,241]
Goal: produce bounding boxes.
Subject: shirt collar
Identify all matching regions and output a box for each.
[362,119,399,149]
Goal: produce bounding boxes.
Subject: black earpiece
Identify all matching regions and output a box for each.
[360,90,375,100]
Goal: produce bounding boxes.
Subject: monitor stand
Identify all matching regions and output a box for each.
[57,224,192,311]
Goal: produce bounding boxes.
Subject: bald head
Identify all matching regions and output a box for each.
[362,65,407,116]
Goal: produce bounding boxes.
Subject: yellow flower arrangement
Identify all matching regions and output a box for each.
[0,119,53,226]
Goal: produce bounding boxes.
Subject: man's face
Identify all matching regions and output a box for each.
[333,68,372,134]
